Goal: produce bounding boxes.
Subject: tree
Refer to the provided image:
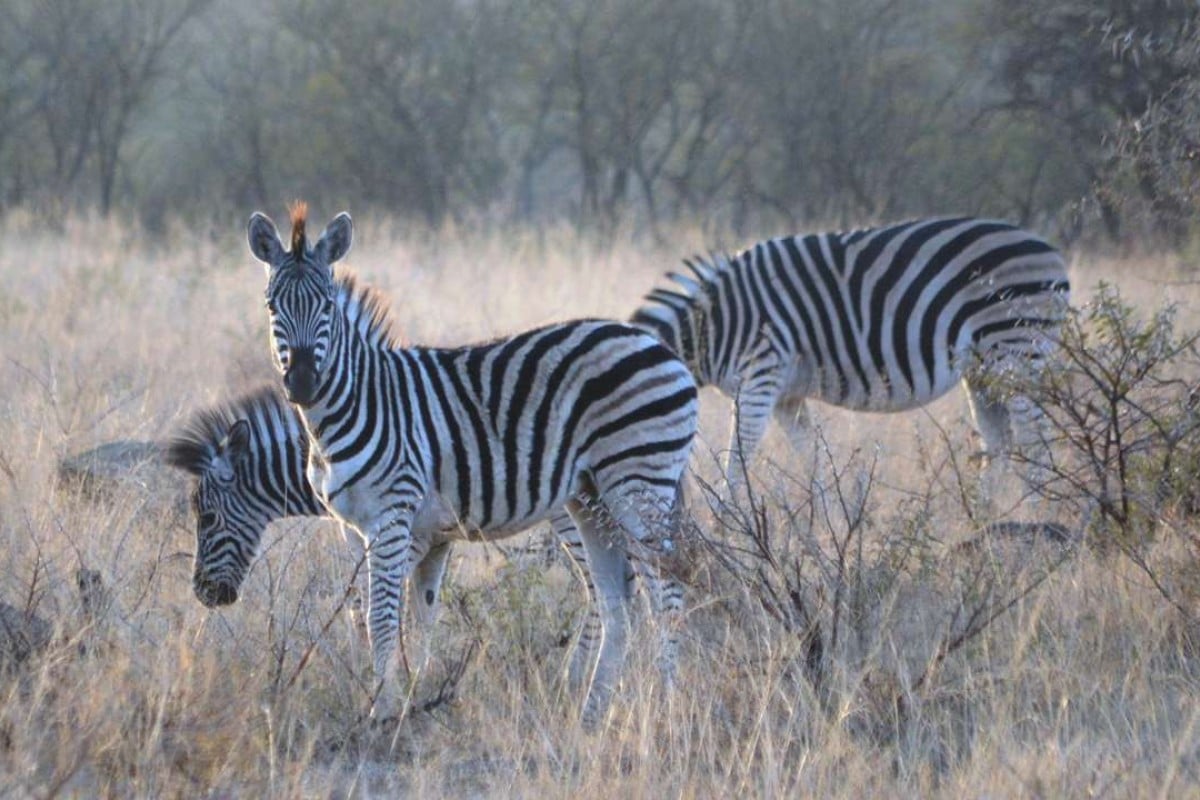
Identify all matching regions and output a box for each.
[13,0,211,214]
[728,0,968,228]
[281,0,512,225]
[975,0,1199,239]
[1112,16,1200,243]
[517,0,727,232]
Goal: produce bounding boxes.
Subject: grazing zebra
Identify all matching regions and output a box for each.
[632,216,1070,496]
[248,205,698,725]
[164,388,335,606]
[165,385,634,679]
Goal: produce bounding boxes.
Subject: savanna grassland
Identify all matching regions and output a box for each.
[1,210,1200,798]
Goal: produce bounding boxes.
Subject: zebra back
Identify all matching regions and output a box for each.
[309,301,699,534]
[632,216,1070,410]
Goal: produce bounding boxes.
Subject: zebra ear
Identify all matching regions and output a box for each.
[247,212,285,268]
[224,419,252,463]
[315,213,353,267]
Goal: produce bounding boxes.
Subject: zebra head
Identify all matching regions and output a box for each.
[166,417,265,607]
[247,203,354,407]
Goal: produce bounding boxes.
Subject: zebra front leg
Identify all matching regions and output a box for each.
[363,509,418,723]
[336,521,370,645]
[773,394,813,458]
[724,368,785,504]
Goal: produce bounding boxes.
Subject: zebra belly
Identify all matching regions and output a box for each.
[791,359,962,414]
[420,494,555,543]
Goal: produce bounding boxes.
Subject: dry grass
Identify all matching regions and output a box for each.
[1,211,1199,797]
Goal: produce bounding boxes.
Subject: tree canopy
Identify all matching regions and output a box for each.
[0,0,1195,244]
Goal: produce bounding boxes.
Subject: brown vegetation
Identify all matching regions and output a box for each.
[1,215,1199,796]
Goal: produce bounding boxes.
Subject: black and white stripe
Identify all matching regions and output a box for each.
[165,387,328,607]
[632,216,1070,493]
[249,207,698,724]
[165,386,633,677]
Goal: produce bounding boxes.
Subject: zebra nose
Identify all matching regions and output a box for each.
[211,583,238,605]
[195,577,238,607]
[284,351,319,406]
[283,364,318,406]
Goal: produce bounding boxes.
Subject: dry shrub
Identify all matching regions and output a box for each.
[982,284,1200,621]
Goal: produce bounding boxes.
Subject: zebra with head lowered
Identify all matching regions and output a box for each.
[164,387,336,607]
[248,204,698,726]
[164,385,634,682]
[632,216,1070,497]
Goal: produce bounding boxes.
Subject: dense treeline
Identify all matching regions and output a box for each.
[0,0,1196,243]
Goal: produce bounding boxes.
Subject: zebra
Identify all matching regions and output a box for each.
[247,204,698,725]
[164,385,636,681]
[631,216,1070,498]
[164,387,334,607]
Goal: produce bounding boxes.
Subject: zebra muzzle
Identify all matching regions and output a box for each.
[283,358,319,407]
[194,577,239,607]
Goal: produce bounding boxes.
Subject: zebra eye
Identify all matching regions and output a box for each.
[265,298,276,314]
[199,511,218,529]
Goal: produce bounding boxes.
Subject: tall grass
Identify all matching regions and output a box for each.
[0,212,1197,796]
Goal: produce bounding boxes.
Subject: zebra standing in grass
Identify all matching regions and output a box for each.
[248,205,698,725]
[165,385,635,680]
[632,216,1070,497]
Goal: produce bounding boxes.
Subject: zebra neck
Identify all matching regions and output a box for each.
[247,422,325,519]
[634,310,712,389]
[294,314,400,458]
[302,308,369,426]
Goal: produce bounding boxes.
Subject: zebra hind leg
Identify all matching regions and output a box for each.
[565,492,632,730]
[599,480,685,705]
[1005,391,1052,501]
[550,510,636,693]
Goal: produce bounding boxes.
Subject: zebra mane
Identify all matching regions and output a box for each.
[289,200,308,254]
[331,269,404,348]
[639,252,731,312]
[629,251,745,383]
[165,385,303,476]
[631,251,733,347]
